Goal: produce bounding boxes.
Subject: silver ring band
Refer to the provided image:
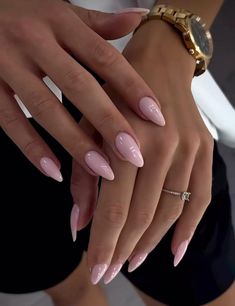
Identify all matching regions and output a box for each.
[162,189,191,202]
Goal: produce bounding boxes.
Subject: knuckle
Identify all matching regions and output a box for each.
[93,40,118,67]
[63,69,90,93]
[27,91,56,119]
[22,138,41,157]
[194,193,212,207]
[0,107,20,129]
[132,210,153,228]
[96,111,113,132]
[101,203,126,227]
[161,206,182,225]
[157,132,179,155]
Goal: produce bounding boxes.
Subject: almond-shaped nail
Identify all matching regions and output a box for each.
[173,240,189,267]
[128,253,148,272]
[91,264,108,285]
[70,204,80,242]
[139,97,165,126]
[115,8,150,16]
[40,157,63,182]
[103,263,123,284]
[85,151,114,180]
[115,132,144,167]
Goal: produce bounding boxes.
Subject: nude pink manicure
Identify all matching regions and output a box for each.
[91,264,108,285]
[103,263,123,284]
[115,132,144,167]
[115,8,150,16]
[85,151,114,180]
[70,204,80,242]
[40,157,63,182]
[139,97,166,126]
[174,240,189,267]
[128,253,148,272]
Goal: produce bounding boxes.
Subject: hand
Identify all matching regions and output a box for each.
[0,0,165,182]
[70,21,214,284]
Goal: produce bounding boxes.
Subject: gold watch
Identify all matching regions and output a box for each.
[134,4,213,76]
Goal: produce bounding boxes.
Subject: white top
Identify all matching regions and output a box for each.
[17,0,235,148]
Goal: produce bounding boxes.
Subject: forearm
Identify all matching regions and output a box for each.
[157,0,224,28]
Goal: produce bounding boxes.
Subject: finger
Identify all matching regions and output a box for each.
[127,147,196,272]
[70,118,101,241]
[171,141,214,267]
[26,37,144,167]
[70,5,147,39]
[1,58,115,180]
[87,145,137,284]
[52,12,165,126]
[0,83,62,182]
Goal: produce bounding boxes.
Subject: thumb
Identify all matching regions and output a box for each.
[69,5,149,39]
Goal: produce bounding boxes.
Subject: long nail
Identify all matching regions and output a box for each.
[103,263,123,284]
[70,204,80,242]
[173,240,189,267]
[139,97,165,126]
[115,8,150,16]
[115,133,144,167]
[128,253,148,272]
[40,157,63,182]
[85,151,114,180]
[91,264,108,285]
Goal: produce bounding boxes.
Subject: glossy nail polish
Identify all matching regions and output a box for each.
[115,133,144,167]
[115,8,150,16]
[40,157,63,182]
[103,263,123,284]
[173,240,189,267]
[139,97,165,126]
[85,151,114,180]
[70,204,80,242]
[91,264,108,285]
[128,253,148,272]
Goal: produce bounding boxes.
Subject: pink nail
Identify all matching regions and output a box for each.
[115,8,150,16]
[115,133,144,167]
[40,157,63,182]
[128,253,148,272]
[173,240,189,267]
[70,204,80,242]
[91,264,108,285]
[85,151,114,180]
[139,97,165,126]
[103,263,123,284]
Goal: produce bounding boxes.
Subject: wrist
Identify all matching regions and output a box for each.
[123,19,196,84]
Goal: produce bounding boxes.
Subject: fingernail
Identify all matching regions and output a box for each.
[115,133,144,167]
[85,151,114,180]
[40,157,63,182]
[115,8,150,16]
[128,253,148,272]
[139,97,165,126]
[103,263,123,284]
[91,264,108,285]
[173,240,189,267]
[70,204,80,242]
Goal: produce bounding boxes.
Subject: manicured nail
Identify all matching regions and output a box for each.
[115,133,144,167]
[139,97,165,126]
[85,151,114,180]
[173,240,189,267]
[40,157,63,182]
[103,263,123,284]
[91,264,108,285]
[115,8,150,16]
[70,204,80,242]
[128,253,148,272]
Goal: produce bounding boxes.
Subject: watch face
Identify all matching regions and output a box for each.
[189,16,212,56]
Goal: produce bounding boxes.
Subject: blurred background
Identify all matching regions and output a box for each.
[0,0,234,305]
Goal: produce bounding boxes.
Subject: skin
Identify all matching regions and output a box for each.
[0,0,162,178]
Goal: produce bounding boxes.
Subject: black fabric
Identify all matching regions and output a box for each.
[0,95,234,305]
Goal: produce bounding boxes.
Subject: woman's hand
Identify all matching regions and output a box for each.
[0,0,165,182]
[70,21,214,284]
